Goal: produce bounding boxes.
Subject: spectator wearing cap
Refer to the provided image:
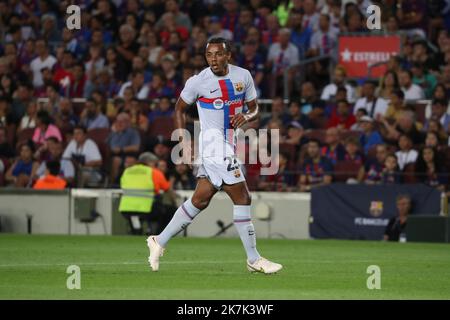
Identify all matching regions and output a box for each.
[321,66,356,103]
[33,160,67,190]
[298,139,333,192]
[119,151,172,235]
[80,98,109,130]
[350,108,368,132]
[399,69,425,101]
[108,113,141,184]
[281,121,308,159]
[321,127,346,165]
[30,39,57,89]
[267,28,299,97]
[353,80,389,120]
[424,99,450,132]
[327,99,356,130]
[208,16,233,41]
[359,115,383,154]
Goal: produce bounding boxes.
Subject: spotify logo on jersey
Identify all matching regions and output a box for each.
[213,99,224,110]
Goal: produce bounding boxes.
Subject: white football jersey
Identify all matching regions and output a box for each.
[180,64,257,159]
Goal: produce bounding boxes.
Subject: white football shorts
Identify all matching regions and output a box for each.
[196,155,245,189]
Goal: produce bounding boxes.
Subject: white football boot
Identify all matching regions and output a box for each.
[247,257,283,274]
[147,236,165,272]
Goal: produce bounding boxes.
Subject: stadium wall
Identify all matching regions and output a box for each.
[0,189,311,239]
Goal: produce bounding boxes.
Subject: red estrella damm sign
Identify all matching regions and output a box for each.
[338,35,401,78]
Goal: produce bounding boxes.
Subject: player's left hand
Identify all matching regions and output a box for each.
[230,113,249,128]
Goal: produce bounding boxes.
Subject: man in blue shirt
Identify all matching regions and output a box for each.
[359,116,384,154]
[299,139,333,191]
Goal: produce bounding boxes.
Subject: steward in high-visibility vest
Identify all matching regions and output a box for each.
[119,152,171,235]
[119,163,155,213]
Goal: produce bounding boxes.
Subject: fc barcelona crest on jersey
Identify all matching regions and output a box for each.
[234,82,244,92]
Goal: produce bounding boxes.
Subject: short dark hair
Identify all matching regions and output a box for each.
[432,98,448,107]
[37,110,51,125]
[392,89,405,99]
[308,138,321,147]
[73,125,87,134]
[46,160,61,176]
[206,37,232,53]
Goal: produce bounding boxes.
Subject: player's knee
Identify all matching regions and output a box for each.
[236,193,251,206]
[191,197,210,210]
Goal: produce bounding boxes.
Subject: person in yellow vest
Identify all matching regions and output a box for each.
[119,152,171,235]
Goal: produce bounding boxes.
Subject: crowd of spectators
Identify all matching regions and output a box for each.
[0,0,449,194]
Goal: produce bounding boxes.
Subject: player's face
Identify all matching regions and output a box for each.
[205,43,231,76]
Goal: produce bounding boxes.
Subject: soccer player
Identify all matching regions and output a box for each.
[147,37,283,274]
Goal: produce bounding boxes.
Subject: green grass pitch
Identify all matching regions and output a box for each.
[0,234,449,299]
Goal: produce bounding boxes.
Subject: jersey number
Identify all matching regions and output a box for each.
[225,156,239,172]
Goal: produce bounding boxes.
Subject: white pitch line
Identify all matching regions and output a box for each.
[0,260,243,268]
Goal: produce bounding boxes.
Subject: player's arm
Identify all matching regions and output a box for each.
[174,97,191,132]
[230,99,259,129]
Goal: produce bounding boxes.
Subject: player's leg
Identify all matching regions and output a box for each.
[222,181,282,274]
[147,177,217,271]
[157,177,217,246]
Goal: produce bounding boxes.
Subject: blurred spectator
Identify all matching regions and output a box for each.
[282,101,312,129]
[359,116,383,154]
[424,83,450,120]
[415,146,448,191]
[288,9,312,59]
[148,73,174,99]
[118,70,149,100]
[399,69,425,101]
[259,152,295,192]
[63,125,103,187]
[302,0,320,31]
[0,126,14,169]
[350,108,368,132]
[354,80,389,119]
[234,7,255,44]
[53,97,79,136]
[424,99,450,132]
[33,160,67,190]
[0,97,13,127]
[298,139,333,191]
[237,40,265,95]
[321,127,346,165]
[321,66,356,103]
[377,70,400,100]
[32,110,62,145]
[116,24,140,80]
[327,99,356,130]
[384,89,408,123]
[5,142,38,187]
[261,97,286,127]
[299,81,326,120]
[30,39,57,89]
[343,136,363,164]
[309,14,338,57]
[80,99,110,130]
[221,0,240,33]
[108,113,141,184]
[11,82,34,123]
[267,28,299,97]
[358,144,388,184]
[35,137,74,185]
[381,153,402,184]
[170,163,196,190]
[382,110,425,145]
[411,62,437,99]
[395,134,418,170]
[383,194,411,241]
[208,16,233,41]
[148,96,174,124]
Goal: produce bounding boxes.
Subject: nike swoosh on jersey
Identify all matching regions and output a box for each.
[210,89,219,93]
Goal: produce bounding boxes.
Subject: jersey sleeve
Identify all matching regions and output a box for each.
[244,70,258,102]
[179,75,198,105]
